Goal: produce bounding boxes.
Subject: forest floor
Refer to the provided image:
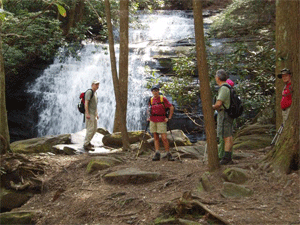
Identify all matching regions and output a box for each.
[14,146,300,225]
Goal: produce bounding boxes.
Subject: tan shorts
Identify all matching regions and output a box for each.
[150,121,167,134]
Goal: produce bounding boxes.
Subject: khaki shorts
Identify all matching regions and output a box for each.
[217,110,234,138]
[150,121,167,134]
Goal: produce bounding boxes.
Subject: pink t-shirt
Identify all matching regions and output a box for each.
[149,96,172,122]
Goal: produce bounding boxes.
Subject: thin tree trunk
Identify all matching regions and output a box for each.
[0,0,10,154]
[267,0,300,173]
[104,0,130,150]
[193,0,219,171]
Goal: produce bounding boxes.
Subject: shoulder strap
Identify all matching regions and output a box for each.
[150,97,153,105]
[85,89,94,100]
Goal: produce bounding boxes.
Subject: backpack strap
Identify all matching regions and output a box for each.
[220,84,232,110]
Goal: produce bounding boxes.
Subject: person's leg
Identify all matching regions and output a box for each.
[160,133,169,152]
[153,132,160,151]
[84,116,95,148]
[218,136,225,159]
[150,122,161,161]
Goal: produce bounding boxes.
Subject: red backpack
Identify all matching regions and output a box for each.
[77,89,94,114]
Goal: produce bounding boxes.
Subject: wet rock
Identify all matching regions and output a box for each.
[97,127,110,136]
[62,146,77,155]
[176,145,205,159]
[0,210,41,225]
[10,134,71,154]
[86,156,124,173]
[221,182,253,198]
[103,131,152,148]
[104,168,160,184]
[222,167,249,184]
[148,130,192,147]
[0,188,33,211]
[197,172,213,192]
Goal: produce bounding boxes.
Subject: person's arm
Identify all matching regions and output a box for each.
[168,105,174,120]
[213,100,223,111]
[85,100,90,119]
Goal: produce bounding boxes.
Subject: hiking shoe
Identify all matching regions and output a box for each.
[87,143,95,148]
[166,152,174,161]
[83,145,94,151]
[219,157,233,165]
[152,152,161,161]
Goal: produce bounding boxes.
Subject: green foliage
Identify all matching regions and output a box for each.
[209,0,275,38]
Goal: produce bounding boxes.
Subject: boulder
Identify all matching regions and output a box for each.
[221,182,253,198]
[148,130,192,147]
[97,127,110,135]
[233,123,273,150]
[197,172,213,192]
[222,167,249,184]
[103,131,152,147]
[0,210,40,225]
[175,145,205,159]
[0,188,33,211]
[10,134,71,154]
[104,168,160,184]
[86,156,124,174]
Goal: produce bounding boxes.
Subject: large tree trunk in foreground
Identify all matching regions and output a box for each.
[113,0,129,134]
[193,0,219,171]
[104,0,130,150]
[0,0,10,154]
[267,0,300,173]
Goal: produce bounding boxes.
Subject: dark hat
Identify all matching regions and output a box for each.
[151,84,160,91]
[277,68,291,78]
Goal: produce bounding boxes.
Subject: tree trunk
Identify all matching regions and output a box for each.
[104,0,130,150]
[0,0,10,154]
[113,0,129,134]
[267,0,300,173]
[193,0,219,171]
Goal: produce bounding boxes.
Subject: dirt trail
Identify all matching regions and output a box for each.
[12,147,300,225]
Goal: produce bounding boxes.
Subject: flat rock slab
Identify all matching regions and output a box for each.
[86,156,124,173]
[104,168,161,184]
[0,210,41,225]
[221,182,253,198]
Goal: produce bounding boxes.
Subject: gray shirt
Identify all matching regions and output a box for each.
[85,90,97,115]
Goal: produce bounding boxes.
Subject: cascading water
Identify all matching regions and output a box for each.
[27,11,196,137]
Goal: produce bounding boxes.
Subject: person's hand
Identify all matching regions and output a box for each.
[86,113,90,120]
[164,118,169,123]
[147,118,150,121]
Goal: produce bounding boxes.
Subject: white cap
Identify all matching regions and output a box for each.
[92,80,100,85]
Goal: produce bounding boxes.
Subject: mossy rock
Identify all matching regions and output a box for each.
[221,182,253,198]
[233,134,272,150]
[104,168,160,184]
[102,131,151,147]
[86,156,124,173]
[10,134,71,154]
[0,210,40,225]
[235,123,274,138]
[222,167,249,184]
[155,217,202,225]
[148,130,192,148]
[0,188,33,211]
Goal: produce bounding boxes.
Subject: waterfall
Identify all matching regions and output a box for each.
[27,11,196,137]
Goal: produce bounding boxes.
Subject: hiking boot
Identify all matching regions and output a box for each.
[152,152,161,161]
[219,156,233,165]
[87,143,95,148]
[83,145,93,151]
[166,152,174,161]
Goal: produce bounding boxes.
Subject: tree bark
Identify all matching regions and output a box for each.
[0,0,10,154]
[267,0,300,173]
[113,0,129,134]
[193,0,219,171]
[104,0,130,150]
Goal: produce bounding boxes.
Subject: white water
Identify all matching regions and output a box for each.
[27,11,196,136]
